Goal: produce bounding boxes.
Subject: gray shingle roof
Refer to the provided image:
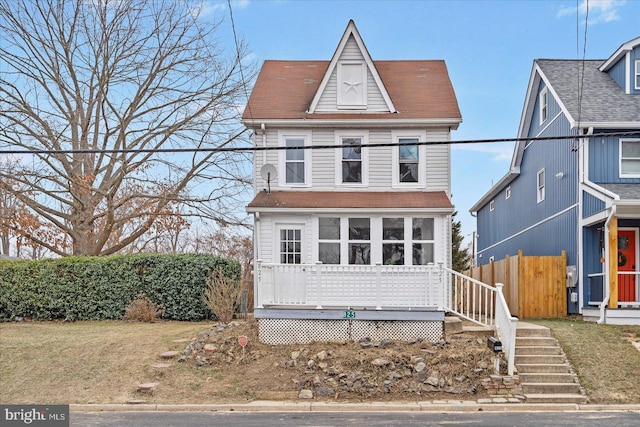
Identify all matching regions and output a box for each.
[537,59,640,124]
[599,183,640,200]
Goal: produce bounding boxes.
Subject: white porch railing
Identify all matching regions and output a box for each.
[255,261,517,375]
[443,266,518,375]
[588,271,640,307]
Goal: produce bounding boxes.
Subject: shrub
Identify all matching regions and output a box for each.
[123,294,165,322]
[202,266,243,324]
[0,254,241,321]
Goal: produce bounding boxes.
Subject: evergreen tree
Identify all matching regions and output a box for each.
[452,211,471,272]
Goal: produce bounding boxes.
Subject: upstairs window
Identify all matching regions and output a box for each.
[285,138,305,184]
[620,139,640,177]
[635,60,640,90]
[278,130,311,186]
[539,87,548,125]
[335,131,368,185]
[398,138,420,183]
[392,131,426,187]
[537,169,545,203]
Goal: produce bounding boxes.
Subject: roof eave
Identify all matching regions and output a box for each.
[242,118,462,129]
[599,36,640,72]
[469,168,520,213]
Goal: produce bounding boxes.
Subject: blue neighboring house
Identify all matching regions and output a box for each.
[470,37,640,325]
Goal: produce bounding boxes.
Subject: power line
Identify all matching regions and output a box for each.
[1,131,638,156]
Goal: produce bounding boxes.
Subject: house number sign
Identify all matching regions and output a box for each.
[343,310,356,319]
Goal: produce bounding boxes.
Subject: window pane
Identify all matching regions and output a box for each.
[413,243,434,265]
[383,243,404,265]
[349,218,370,240]
[285,139,305,160]
[342,161,362,182]
[400,163,419,183]
[399,140,419,160]
[622,159,640,174]
[349,243,370,264]
[342,138,362,159]
[286,162,304,183]
[383,218,404,240]
[319,242,340,264]
[319,217,340,240]
[412,218,434,240]
[622,141,640,157]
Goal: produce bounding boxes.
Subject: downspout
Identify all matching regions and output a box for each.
[598,204,615,324]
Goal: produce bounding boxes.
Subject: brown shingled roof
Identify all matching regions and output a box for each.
[246,191,453,211]
[242,60,461,122]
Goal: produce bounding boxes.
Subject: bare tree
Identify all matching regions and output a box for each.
[0,0,254,256]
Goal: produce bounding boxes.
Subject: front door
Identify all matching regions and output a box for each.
[617,229,637,303]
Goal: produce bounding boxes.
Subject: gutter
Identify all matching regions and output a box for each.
[598,204,615,324]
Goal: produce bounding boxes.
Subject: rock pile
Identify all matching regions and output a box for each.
[180,321,501,401]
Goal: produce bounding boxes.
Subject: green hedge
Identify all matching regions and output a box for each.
[0,254,240,321]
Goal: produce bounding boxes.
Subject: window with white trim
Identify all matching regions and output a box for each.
[383,218,404,265]
[539,87,548,125]
[280,229,301,264]
[337,61,366,109]
[490,200,495,211]
[392,130,426,187]
[335,131,368,185]
[348,218,370,264]
[635,60,640,90]
[278,131,311,186]
[620,139,640,176]
[506,187,511,199]
[318,217,340,264]
[412,218,434,265]
[537,169,545,203]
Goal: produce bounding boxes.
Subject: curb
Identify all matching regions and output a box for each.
[70,401,640,413]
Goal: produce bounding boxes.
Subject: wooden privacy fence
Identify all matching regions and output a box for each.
[467,250,567,318]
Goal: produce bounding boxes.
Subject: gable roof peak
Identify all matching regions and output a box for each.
[599,36,640,72]
[307,20,396,114]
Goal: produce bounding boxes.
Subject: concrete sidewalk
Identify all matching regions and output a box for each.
[70,401,640,413]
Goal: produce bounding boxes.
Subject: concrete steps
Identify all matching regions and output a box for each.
[515,322,587,404]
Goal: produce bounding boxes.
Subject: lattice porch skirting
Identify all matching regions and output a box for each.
[258,318,443,344]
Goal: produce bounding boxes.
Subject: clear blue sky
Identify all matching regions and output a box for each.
[205,0,640,245]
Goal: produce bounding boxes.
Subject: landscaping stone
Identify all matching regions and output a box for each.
[159,351,179,359]
[298,389,313,399]
[137,382,159,392]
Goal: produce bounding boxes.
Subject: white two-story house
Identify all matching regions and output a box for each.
[243,21,467,345]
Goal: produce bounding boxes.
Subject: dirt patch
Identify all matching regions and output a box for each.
[175,319,499,402]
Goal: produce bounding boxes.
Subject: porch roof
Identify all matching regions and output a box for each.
[600,183,640,200]
[246,190,453,212]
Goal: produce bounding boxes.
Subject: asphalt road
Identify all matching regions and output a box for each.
[71,410,640,427]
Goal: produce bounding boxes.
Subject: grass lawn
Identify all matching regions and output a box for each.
[2,317,640,405]
[532,318,640,404]
[0,321,212,404]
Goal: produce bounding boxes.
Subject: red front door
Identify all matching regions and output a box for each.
[617,229,637,302]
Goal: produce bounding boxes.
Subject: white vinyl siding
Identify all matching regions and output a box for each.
[425,129,451,193]
[253,128,451,192]
[314,36,390,112]
[259,214,449,267]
